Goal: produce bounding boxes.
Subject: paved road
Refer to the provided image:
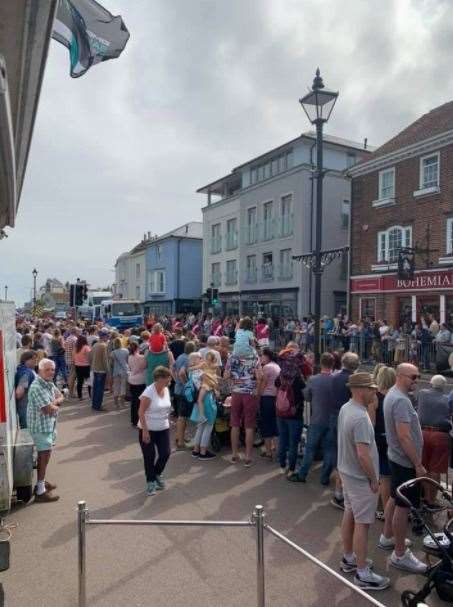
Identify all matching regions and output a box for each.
[2,393,446,607]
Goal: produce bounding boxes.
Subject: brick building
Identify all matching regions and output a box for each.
[349,101,453,328]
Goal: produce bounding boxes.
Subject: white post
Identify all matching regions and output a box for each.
[440,294,446,324]
[411,295,417,323]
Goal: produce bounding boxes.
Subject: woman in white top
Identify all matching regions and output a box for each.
[138,366,173,496]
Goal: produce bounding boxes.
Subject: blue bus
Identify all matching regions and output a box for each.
[100,300,143,329]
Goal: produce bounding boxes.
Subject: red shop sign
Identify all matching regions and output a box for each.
[351,269,453,293]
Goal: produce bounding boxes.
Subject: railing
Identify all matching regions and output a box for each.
[211,272,222,288]
[225,270,238,285]
[261,264,274,282]
[225,231,238,250]
[77,501,389,607]
[245,224,258,245]
[245,268,258,283]
[210,236,222,254]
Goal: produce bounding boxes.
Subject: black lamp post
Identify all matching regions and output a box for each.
[32,268,38,307]
[299,69,338,370]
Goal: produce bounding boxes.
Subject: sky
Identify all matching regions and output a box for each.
[2,0,453,304]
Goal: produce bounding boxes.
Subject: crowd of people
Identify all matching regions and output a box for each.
[13,311,453,592]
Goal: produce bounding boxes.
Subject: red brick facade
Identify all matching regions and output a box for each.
[349,103,453,327]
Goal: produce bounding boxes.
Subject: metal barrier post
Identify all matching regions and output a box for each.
[253,505,265,607]
[78,501,88,607]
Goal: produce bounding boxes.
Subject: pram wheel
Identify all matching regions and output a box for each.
[401,590,418,607]
[211,433,222,453]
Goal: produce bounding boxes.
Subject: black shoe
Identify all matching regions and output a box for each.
[198,451,216,460]
[191,450,200,458]
[287,473,306,483]
[330,496,345,510]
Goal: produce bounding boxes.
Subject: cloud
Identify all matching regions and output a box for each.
[2,0,453,303]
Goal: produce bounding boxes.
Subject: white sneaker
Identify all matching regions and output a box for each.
[390,549,427,574]
[354,567,390,591]
[378,534,412,551]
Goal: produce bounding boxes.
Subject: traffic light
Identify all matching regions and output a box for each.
[70,284,75,307]
[211,288,219,305]
[70,282,86,306]
[82,283,88,300]
[206,287,213,302]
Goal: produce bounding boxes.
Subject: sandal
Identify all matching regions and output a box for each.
[230,455,240,464]
[244,459,254,468]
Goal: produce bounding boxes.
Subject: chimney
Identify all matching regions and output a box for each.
[143,233,146,241]
[147,231,151,239]
[364,137,368,150]
[185,224,189,234]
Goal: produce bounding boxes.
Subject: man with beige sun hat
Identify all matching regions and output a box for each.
[337,372,390,591]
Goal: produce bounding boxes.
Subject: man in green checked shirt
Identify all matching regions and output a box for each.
[27,358,65,502]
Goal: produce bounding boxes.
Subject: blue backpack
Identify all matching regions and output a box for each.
[183,375,199,405]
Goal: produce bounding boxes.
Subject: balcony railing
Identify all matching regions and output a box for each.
[210,236,222,254]
[225,269,238,285]
[245,268,257,284]
[262,264,274,282]
[278,263,293,280]
[226,231,238,250]
[279,214,294,238]
[211,272,222,287]
[245,224,258,245]
[262,219,274,241]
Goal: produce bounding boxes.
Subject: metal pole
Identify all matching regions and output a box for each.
[253,505,265,607]
[78,501,87,607]
[4,286,7,301]
[313,118,324,371]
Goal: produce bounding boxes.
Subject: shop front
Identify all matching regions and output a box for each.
[240,289,298,320]
[351,268,453,327]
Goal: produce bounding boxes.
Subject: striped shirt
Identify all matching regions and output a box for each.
[64,334,78,366]
[26,376,59,433]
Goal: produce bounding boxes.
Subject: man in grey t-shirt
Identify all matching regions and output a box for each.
[337,372,389,591]
[380,363,427,575]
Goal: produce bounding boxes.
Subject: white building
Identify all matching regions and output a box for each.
[198,132,372,319]
[114,236,148,302]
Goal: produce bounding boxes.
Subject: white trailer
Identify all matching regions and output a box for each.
[0,302,34,511]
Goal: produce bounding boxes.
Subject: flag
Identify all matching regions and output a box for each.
[52,0,130,78]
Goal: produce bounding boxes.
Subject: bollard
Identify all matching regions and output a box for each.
[253,505,265,607]
[78,501,88,607]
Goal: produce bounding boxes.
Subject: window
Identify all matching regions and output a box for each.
[279,249,292,280]
[263,201,273,240]
[211,223,222,254]
[136,263,140,279]
[246,207,257,244]
[447,218,453,255]
[378,167,395,200]
[251,167,258,185]
[225,260,238,285]
[262,252,273,281]
[377,225,412,263]
[226,218,238,250]
[211,262,221,287]
[246,255,257,283]
[156,245,162,261]
[341,200,350,229]
[360,298,376,321]
[420,153,439,189]
[136,286,140,299]
[280,194,293,237]
[249,149,293,185]
[149,270,165,293]
[346,153,356,169]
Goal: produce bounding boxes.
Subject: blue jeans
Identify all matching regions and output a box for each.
[297,422,332,484]
[52,355,68,384]
[277,417,303,471]
[92,372,107,410]
[17,405,27,429]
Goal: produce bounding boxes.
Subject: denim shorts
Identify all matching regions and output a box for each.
[30,431,56,452]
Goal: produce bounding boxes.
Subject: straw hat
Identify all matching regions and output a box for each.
[346,372,378,389]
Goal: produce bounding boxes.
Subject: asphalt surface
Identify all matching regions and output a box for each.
[1,391,448,607]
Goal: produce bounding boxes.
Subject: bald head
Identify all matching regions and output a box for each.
[395,363,419,393]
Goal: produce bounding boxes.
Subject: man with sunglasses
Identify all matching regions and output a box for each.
[380,363,427,574]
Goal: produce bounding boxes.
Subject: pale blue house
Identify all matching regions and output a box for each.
[143,222,203,316]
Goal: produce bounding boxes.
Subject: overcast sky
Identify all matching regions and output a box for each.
[2,0,453,304]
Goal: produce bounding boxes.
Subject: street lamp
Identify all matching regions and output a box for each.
[32,268,38,307]
[299,69,338,370]
[4,285,7,301]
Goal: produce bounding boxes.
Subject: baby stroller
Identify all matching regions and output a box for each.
[210,378,233,453]
[397,477,453,606]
